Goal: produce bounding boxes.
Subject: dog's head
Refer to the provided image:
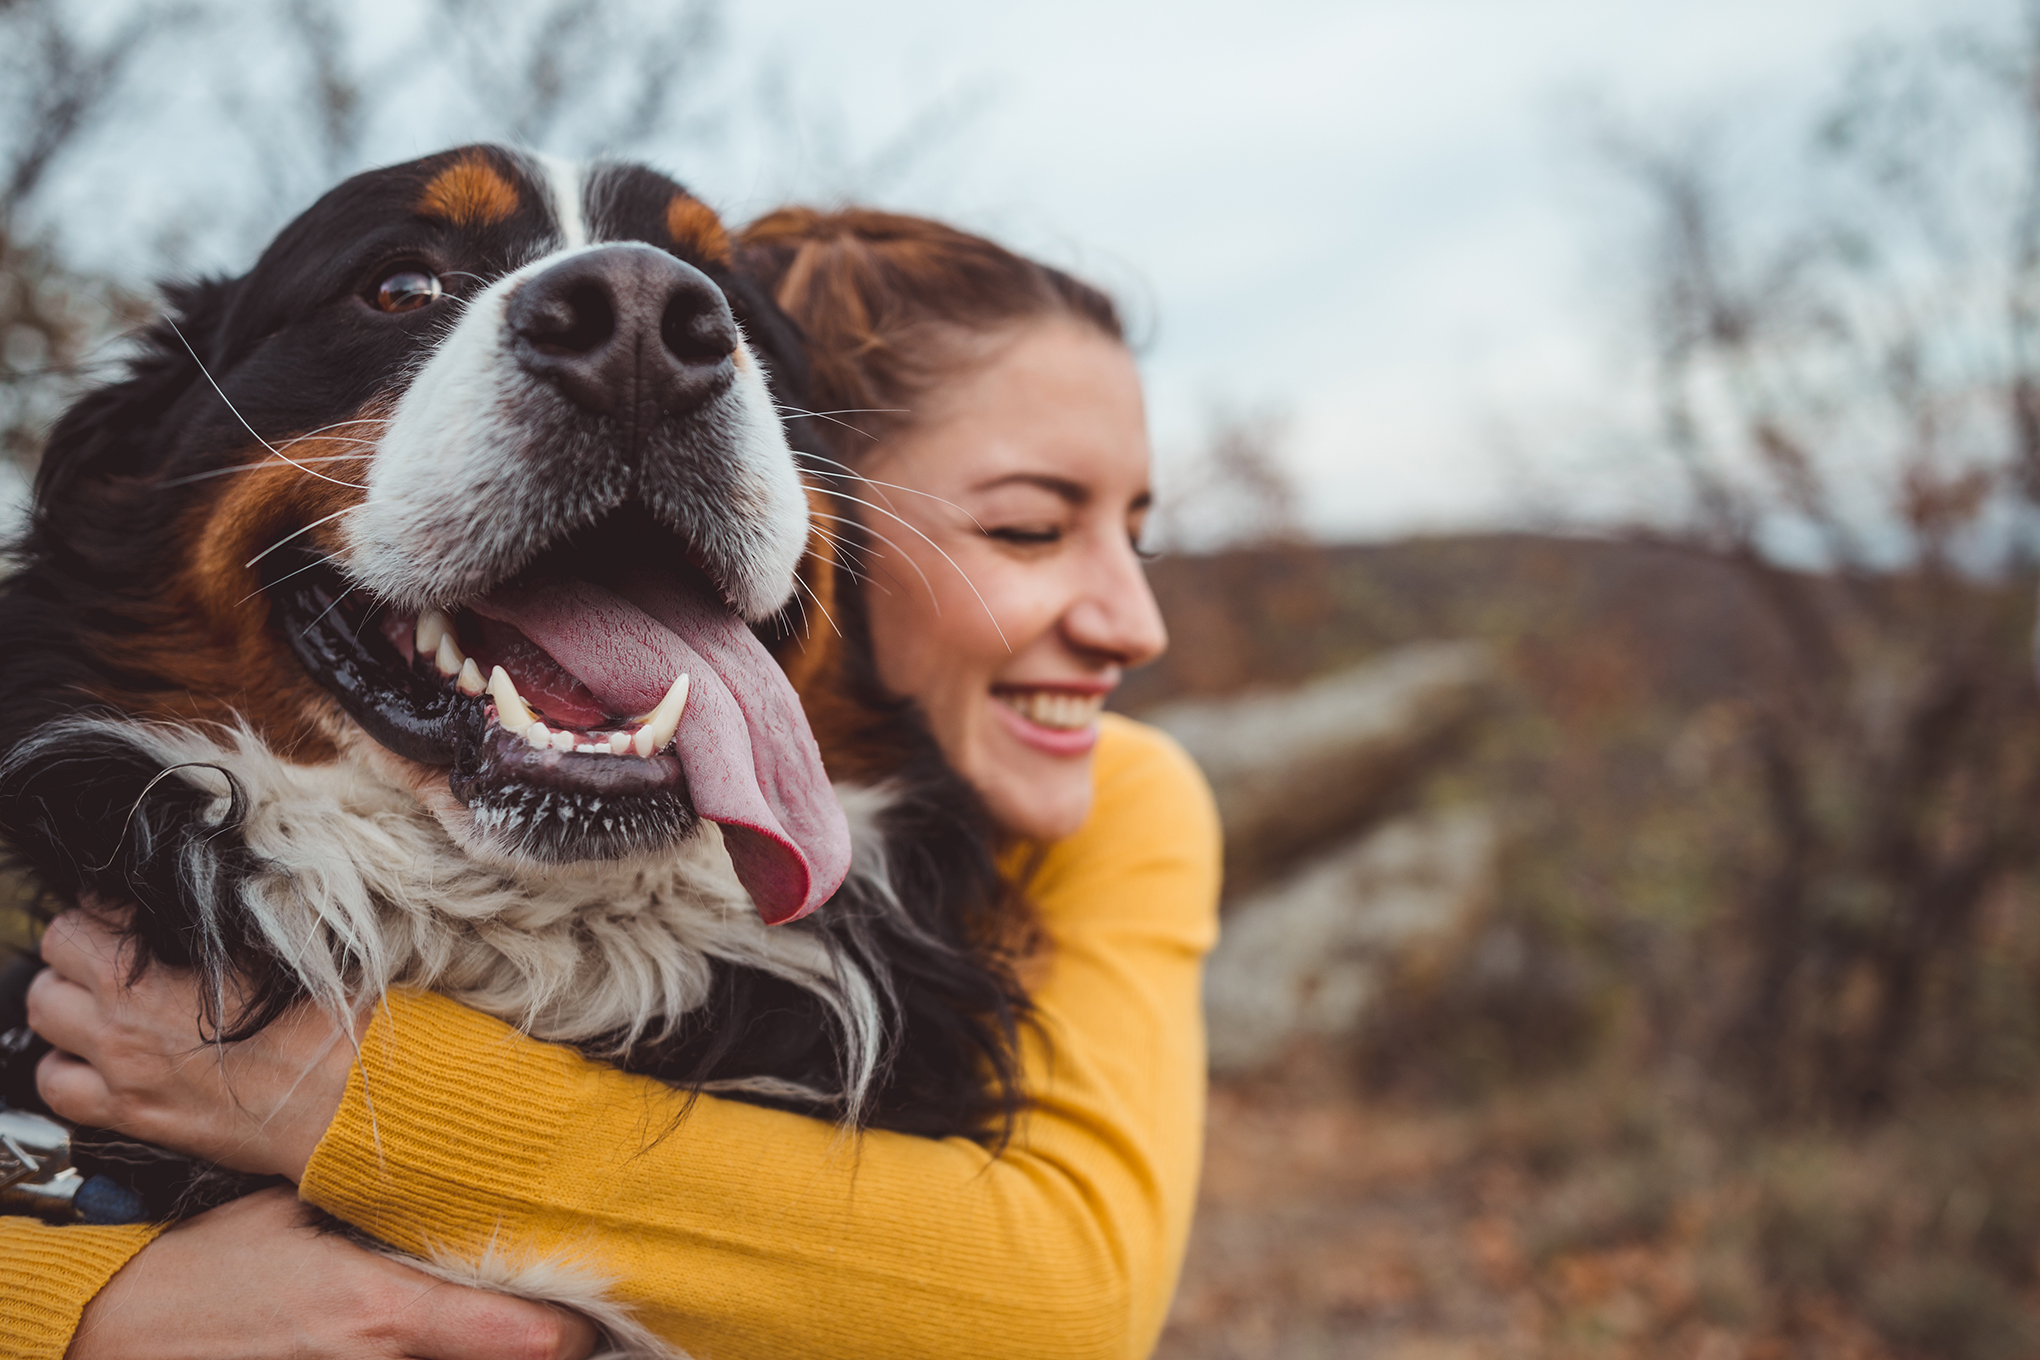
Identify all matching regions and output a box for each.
[22,146,850,923]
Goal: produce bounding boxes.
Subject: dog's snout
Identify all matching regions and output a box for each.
[508,246,738,423]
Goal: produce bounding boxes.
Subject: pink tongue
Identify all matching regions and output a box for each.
[469,574,850,924]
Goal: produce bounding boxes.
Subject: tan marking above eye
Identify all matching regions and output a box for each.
[417,155,520,227]
[666,195,733,265]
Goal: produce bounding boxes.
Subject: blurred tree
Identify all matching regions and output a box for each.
[1603,4,2040,1116]
[0,0,170,475]
[1155,404,1304,552]
[1142,407,1341,695]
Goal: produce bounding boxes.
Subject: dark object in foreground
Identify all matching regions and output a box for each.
[0,949,273,1223]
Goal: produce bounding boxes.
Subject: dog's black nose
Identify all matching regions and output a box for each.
[508,244,738,426]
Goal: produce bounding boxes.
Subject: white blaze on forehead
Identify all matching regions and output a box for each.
[527,152,588,249]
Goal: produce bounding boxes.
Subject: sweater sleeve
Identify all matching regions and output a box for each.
[299,715,1220,1360]
[0,1219,165,1359]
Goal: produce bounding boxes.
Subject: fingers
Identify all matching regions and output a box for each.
[24,962,98,1053]
[36,1048,117,1126]
[36,908,131,1002]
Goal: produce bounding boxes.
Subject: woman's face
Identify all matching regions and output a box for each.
[851,317,1168,841]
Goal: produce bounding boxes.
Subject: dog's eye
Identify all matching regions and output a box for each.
[374,268,443,314]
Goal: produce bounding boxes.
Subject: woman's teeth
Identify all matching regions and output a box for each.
[998,688,1104,731]
[416,604,688,759]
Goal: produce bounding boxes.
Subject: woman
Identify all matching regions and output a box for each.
[6,210,1219,1360]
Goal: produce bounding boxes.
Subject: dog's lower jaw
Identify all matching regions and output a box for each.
[336,721,686,872]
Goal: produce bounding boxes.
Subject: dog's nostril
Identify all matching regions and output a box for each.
[662,294,732,365]
[509,245,740,421]
[520,281,615,355]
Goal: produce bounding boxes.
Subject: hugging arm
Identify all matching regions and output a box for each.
[6,718,1219,1360]
[302,718,1218,1360]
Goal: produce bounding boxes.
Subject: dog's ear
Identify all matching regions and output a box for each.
[31,275,238,512]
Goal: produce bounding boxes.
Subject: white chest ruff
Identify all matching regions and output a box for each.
[67,718,880,1063]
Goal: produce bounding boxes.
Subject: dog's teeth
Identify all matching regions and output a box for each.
[457,658,486,697]
[636,673,690,755]
[416,606,454,659]
[488,665,535,731]
[607,731,632,756]
[632,727,657,759]
[550,729,576,753]
[526,721,551,749]
[433,632,465,678]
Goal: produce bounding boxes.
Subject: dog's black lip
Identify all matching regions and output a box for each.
[267,548,703,858]
[270,552,467,765]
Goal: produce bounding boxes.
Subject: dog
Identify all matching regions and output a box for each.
[0,146,1028,1351]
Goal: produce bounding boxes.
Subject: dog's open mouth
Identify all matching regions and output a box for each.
[265,509,841,922]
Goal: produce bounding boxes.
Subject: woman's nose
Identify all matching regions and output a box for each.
[1061,538,1168,667]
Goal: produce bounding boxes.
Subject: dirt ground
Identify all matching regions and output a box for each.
[1156,1073,1900,1360]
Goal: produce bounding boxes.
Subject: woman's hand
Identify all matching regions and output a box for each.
[71,1186,599,1360]
[26,906,353,1180]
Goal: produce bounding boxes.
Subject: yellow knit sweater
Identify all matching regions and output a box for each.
[0,715,1219,1359]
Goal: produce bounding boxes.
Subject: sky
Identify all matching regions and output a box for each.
[676,0,1987,541]
[13,0,1997,543]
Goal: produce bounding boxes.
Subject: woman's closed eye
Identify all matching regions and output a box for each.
[985,524,1064,547]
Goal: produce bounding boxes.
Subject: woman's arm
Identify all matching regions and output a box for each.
[16,717,1218,1358]
[300,716,1219,1360]
[0,1194,597,1360]
[0,1219,162,1360]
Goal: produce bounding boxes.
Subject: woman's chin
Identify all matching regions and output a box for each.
[974,734,1099,842]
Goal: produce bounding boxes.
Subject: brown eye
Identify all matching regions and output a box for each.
[375,268,442,313]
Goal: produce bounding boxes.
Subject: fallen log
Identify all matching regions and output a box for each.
[1145,640,1495,897]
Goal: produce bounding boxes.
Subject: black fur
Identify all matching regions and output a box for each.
[0,148,1030,1226]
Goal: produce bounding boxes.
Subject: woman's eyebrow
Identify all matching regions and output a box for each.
[969,472,1089,504]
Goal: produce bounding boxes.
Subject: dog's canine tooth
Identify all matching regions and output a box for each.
[488,665,535,731]
[456,657,486,697]
[415,606,454,659]
[637,673,690,756]
[433,632,465,678]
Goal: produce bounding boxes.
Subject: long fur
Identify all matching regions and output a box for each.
[0,147,1034,1357]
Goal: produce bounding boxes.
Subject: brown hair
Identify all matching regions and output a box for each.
[736,206,1123,461]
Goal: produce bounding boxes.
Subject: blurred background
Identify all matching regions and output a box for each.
[7,0,2040,1355]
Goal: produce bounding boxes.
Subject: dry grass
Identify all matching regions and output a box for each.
[1163,1052,2040,1360]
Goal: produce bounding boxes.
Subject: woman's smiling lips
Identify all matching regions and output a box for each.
[992,683,1110,756]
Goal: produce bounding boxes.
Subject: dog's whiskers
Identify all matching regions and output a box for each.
[806,525,884,592]
[785,577,813,639]
[300,584,358,639]
[160,451,375,489]
[235,552,334,607]
[791,573,842,640]
[800,461,987,530]
[165,320,373,491]
[777,404,905,441]
[808,493,1010,651]
[245,504,360,569]
[811,512,935,609]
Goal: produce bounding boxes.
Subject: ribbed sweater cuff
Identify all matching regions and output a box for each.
[0,1219,165,1360]
[300,989,579,1256]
